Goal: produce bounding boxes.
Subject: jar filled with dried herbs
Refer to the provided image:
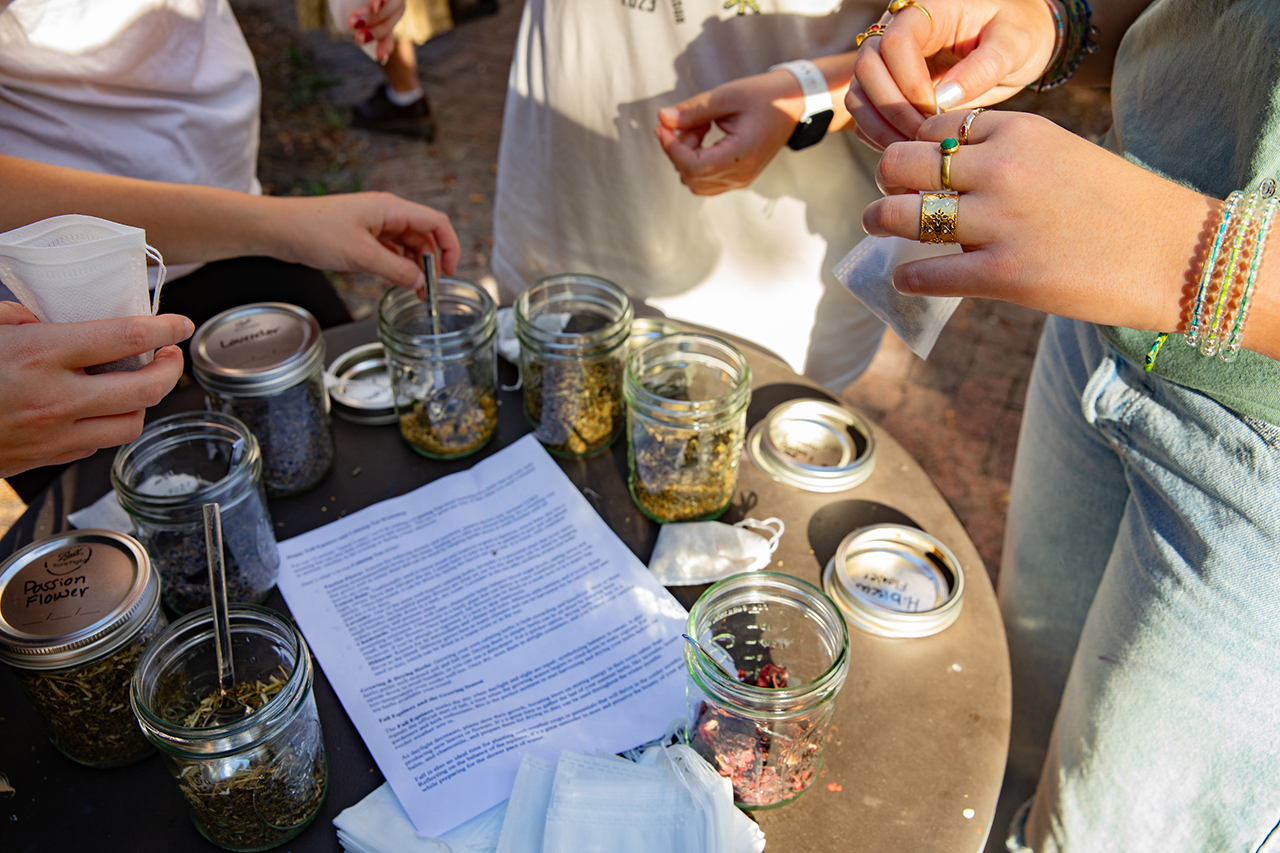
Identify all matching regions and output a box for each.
[131,605,328,851]
[112,411,280,615]
[624,333,751,522]
[378,279,498,459]
[0,530,166,768]
[191,303,334,498]
[684,572,849,808]
[515,274,632,457]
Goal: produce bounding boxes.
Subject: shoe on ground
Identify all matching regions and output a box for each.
[351,85,437,141]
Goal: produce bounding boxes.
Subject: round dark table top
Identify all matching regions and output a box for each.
[0,319,1009,853]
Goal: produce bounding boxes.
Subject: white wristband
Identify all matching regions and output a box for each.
[768,59,834,121]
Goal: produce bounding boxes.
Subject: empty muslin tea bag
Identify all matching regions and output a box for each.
[0,214,165,373]
[833,235,960,359]
[648,517,784,586]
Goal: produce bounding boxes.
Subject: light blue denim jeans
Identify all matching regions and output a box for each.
[996,315,1280,853]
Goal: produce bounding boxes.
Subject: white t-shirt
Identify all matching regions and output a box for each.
[0,0,262,280]
[493,0,886,390]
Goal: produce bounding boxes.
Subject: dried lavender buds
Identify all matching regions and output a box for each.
[12,606,165,767]
[400,388,498,458]
[135,492,279,616]
[630,423,744,522]
[523,358,623,456]
[207,372,334,498]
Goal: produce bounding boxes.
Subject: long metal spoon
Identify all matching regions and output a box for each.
[681,633,738,681]
[203,503,235,702]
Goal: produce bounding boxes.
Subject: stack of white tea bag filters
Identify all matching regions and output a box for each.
[0,214,164,373]
[334,744,765,853]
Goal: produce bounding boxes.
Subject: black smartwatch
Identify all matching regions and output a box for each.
[769,59,835,151]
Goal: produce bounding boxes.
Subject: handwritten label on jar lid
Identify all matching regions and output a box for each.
[0,542,136,636]
[206,313,307,370]
[843,547,945,613]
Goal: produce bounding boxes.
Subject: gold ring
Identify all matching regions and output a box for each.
[939,137,959,191]
[856,22,889,47]
[887,0,933,29]
[920,191,959,243]
[959,108,987,145]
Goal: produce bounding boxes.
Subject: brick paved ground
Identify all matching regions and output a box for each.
[0,0,1111,584]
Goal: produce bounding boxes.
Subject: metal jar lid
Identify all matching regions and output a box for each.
[747,399,876,492]
[0,530,161,670]
[822,524,964,638]
[191,302,326,397]
[326,342,397,425]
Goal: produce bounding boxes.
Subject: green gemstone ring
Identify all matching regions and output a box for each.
[939,138,959,191]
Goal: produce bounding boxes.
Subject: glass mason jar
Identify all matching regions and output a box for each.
[684,572,849,809]
[112,411,280,616]
[191,303,335,498]
[514,273,632,457]
[0,530,166,767]
[624,332,751,522]
[131,605,328,852]
[378,279,499,459]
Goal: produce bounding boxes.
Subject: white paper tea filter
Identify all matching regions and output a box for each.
[833,235,962,359]
[335,745,765,853]
[0,214,165,373]
[648,517,784,586]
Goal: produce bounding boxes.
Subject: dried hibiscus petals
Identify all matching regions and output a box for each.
[688,661,826,808]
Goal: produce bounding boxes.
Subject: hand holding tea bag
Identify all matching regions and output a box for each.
[0,214,166,373]
[833,235,963,359]
[0,301,191,479]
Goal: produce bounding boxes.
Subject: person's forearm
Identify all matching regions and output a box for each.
[1068,0,1155,87]
[0,154,282,264]
[812,53,859,132]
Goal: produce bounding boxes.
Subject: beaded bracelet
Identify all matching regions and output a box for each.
[1032,0,1100,92]
[1146,184,1278,370]
[1182,191,1244,350]
[1222,196,1280,361]
[1199,190,1259,356]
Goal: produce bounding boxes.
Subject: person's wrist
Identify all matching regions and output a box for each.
[250,195,301,262]
[768,60,835,150]
[765,68,807,123]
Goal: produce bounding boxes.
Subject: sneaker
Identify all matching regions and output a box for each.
[351,85,437,141]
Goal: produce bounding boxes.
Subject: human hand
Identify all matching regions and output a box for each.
[0,303,192,479]
[654,70,805,196]
[266,192,461,299]
[347,0,406,63]
[845,0,1056,150]
[862,110,1210,331]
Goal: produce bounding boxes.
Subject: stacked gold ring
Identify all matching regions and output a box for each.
[920,192,959,243]
[887,0,933,29]
[856,22,889,47]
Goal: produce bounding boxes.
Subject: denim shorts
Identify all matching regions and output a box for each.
[998,315,1280,853]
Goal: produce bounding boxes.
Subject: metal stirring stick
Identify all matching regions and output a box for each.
[203,502,235,700]
[422,252,447,391]
[423,252,441,336]
[682,633,738,681]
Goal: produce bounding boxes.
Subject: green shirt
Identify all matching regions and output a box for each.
[1099,0,1280,424]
